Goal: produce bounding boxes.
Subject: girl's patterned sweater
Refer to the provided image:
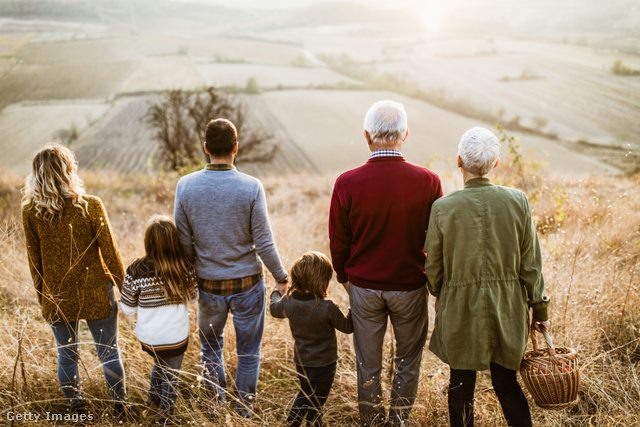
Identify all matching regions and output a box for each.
[121,259,197,356]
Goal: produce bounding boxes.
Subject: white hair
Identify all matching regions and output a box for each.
[458,127,501,177]
[363,100,408,145]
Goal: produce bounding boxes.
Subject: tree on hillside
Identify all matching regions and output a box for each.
[146,87,275,172]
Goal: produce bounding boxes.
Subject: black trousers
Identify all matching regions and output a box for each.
[286,362,337,427]
[448,362,532,427]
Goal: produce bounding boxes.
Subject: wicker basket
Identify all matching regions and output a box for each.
[519,324,579,410]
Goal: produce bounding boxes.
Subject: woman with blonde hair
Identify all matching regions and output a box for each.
[21,143,127,415]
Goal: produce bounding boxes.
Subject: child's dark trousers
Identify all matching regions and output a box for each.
[286,362,337,427]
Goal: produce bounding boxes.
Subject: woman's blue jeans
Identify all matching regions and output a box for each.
[49,284,126,408]
[198,278,266,418]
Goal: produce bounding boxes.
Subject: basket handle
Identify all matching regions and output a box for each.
[530,319,556,357]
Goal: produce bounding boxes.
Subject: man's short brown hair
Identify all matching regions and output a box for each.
[205,118,237,157]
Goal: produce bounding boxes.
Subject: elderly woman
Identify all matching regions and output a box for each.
[22,144,127,414]
[424,127,550,427]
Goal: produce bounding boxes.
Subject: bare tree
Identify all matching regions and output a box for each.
[147,87,275,171]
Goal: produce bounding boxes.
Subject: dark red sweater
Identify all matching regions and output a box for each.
[329,156,443,291]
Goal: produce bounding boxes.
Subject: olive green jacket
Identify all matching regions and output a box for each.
[424,178,549,371]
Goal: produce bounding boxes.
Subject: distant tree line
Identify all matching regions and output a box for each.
[0,0,99,21]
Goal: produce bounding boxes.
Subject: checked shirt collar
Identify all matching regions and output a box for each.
[369,149,403,159]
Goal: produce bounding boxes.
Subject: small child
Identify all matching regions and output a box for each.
[120,215,197,425]
[269,251,353,427]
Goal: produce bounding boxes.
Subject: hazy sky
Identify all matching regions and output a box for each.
[167,0,637,32]
[170,0,417,9]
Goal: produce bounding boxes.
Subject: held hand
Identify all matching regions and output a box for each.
[533,319,551,332]
[276,282,289,296]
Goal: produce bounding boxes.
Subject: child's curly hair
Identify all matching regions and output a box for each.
[288,252,333,305]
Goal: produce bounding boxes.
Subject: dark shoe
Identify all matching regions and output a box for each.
[114,402,134,423]
[114,402,125,416]
[145,398,161,408]
[67,403,93,425]
[68,401,85,412]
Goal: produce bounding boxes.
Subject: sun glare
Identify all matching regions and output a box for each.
[421,0,445,31]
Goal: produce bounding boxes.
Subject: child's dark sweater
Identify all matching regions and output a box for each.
[269,290,353,367]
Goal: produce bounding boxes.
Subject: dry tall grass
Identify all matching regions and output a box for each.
[0,162,638,426]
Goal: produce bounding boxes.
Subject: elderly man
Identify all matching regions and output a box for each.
[174,118,289,419]
[329,100,443,426]
[424,127,550,427]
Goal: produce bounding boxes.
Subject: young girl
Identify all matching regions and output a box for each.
[269,251,353,427]
[120,215,197,425]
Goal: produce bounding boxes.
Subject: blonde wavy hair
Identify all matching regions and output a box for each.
[21,143,88,222]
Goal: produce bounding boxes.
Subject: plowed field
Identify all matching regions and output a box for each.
[0,101,110,173]
[73,96,160,175]
[260,89,615,175]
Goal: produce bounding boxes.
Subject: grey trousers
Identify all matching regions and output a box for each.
[349,285,429,427]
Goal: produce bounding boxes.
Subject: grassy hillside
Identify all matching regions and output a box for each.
[0,158,639,425]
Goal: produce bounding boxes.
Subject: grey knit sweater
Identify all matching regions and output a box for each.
[270,290,353,367]
[174,167,287,282]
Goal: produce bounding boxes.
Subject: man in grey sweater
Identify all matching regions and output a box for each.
[174,118,289,419]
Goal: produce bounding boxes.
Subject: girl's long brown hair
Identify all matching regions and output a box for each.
[133,215,194,305]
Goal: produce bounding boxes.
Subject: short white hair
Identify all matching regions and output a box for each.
[364,100,408,144]
[458,127,501,177]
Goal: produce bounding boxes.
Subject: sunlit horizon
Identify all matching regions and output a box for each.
[420,0,446,31]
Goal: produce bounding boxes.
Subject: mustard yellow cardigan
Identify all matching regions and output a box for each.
[22,195,125,322]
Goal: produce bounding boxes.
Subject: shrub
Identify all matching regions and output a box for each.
[611,60,640,76]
